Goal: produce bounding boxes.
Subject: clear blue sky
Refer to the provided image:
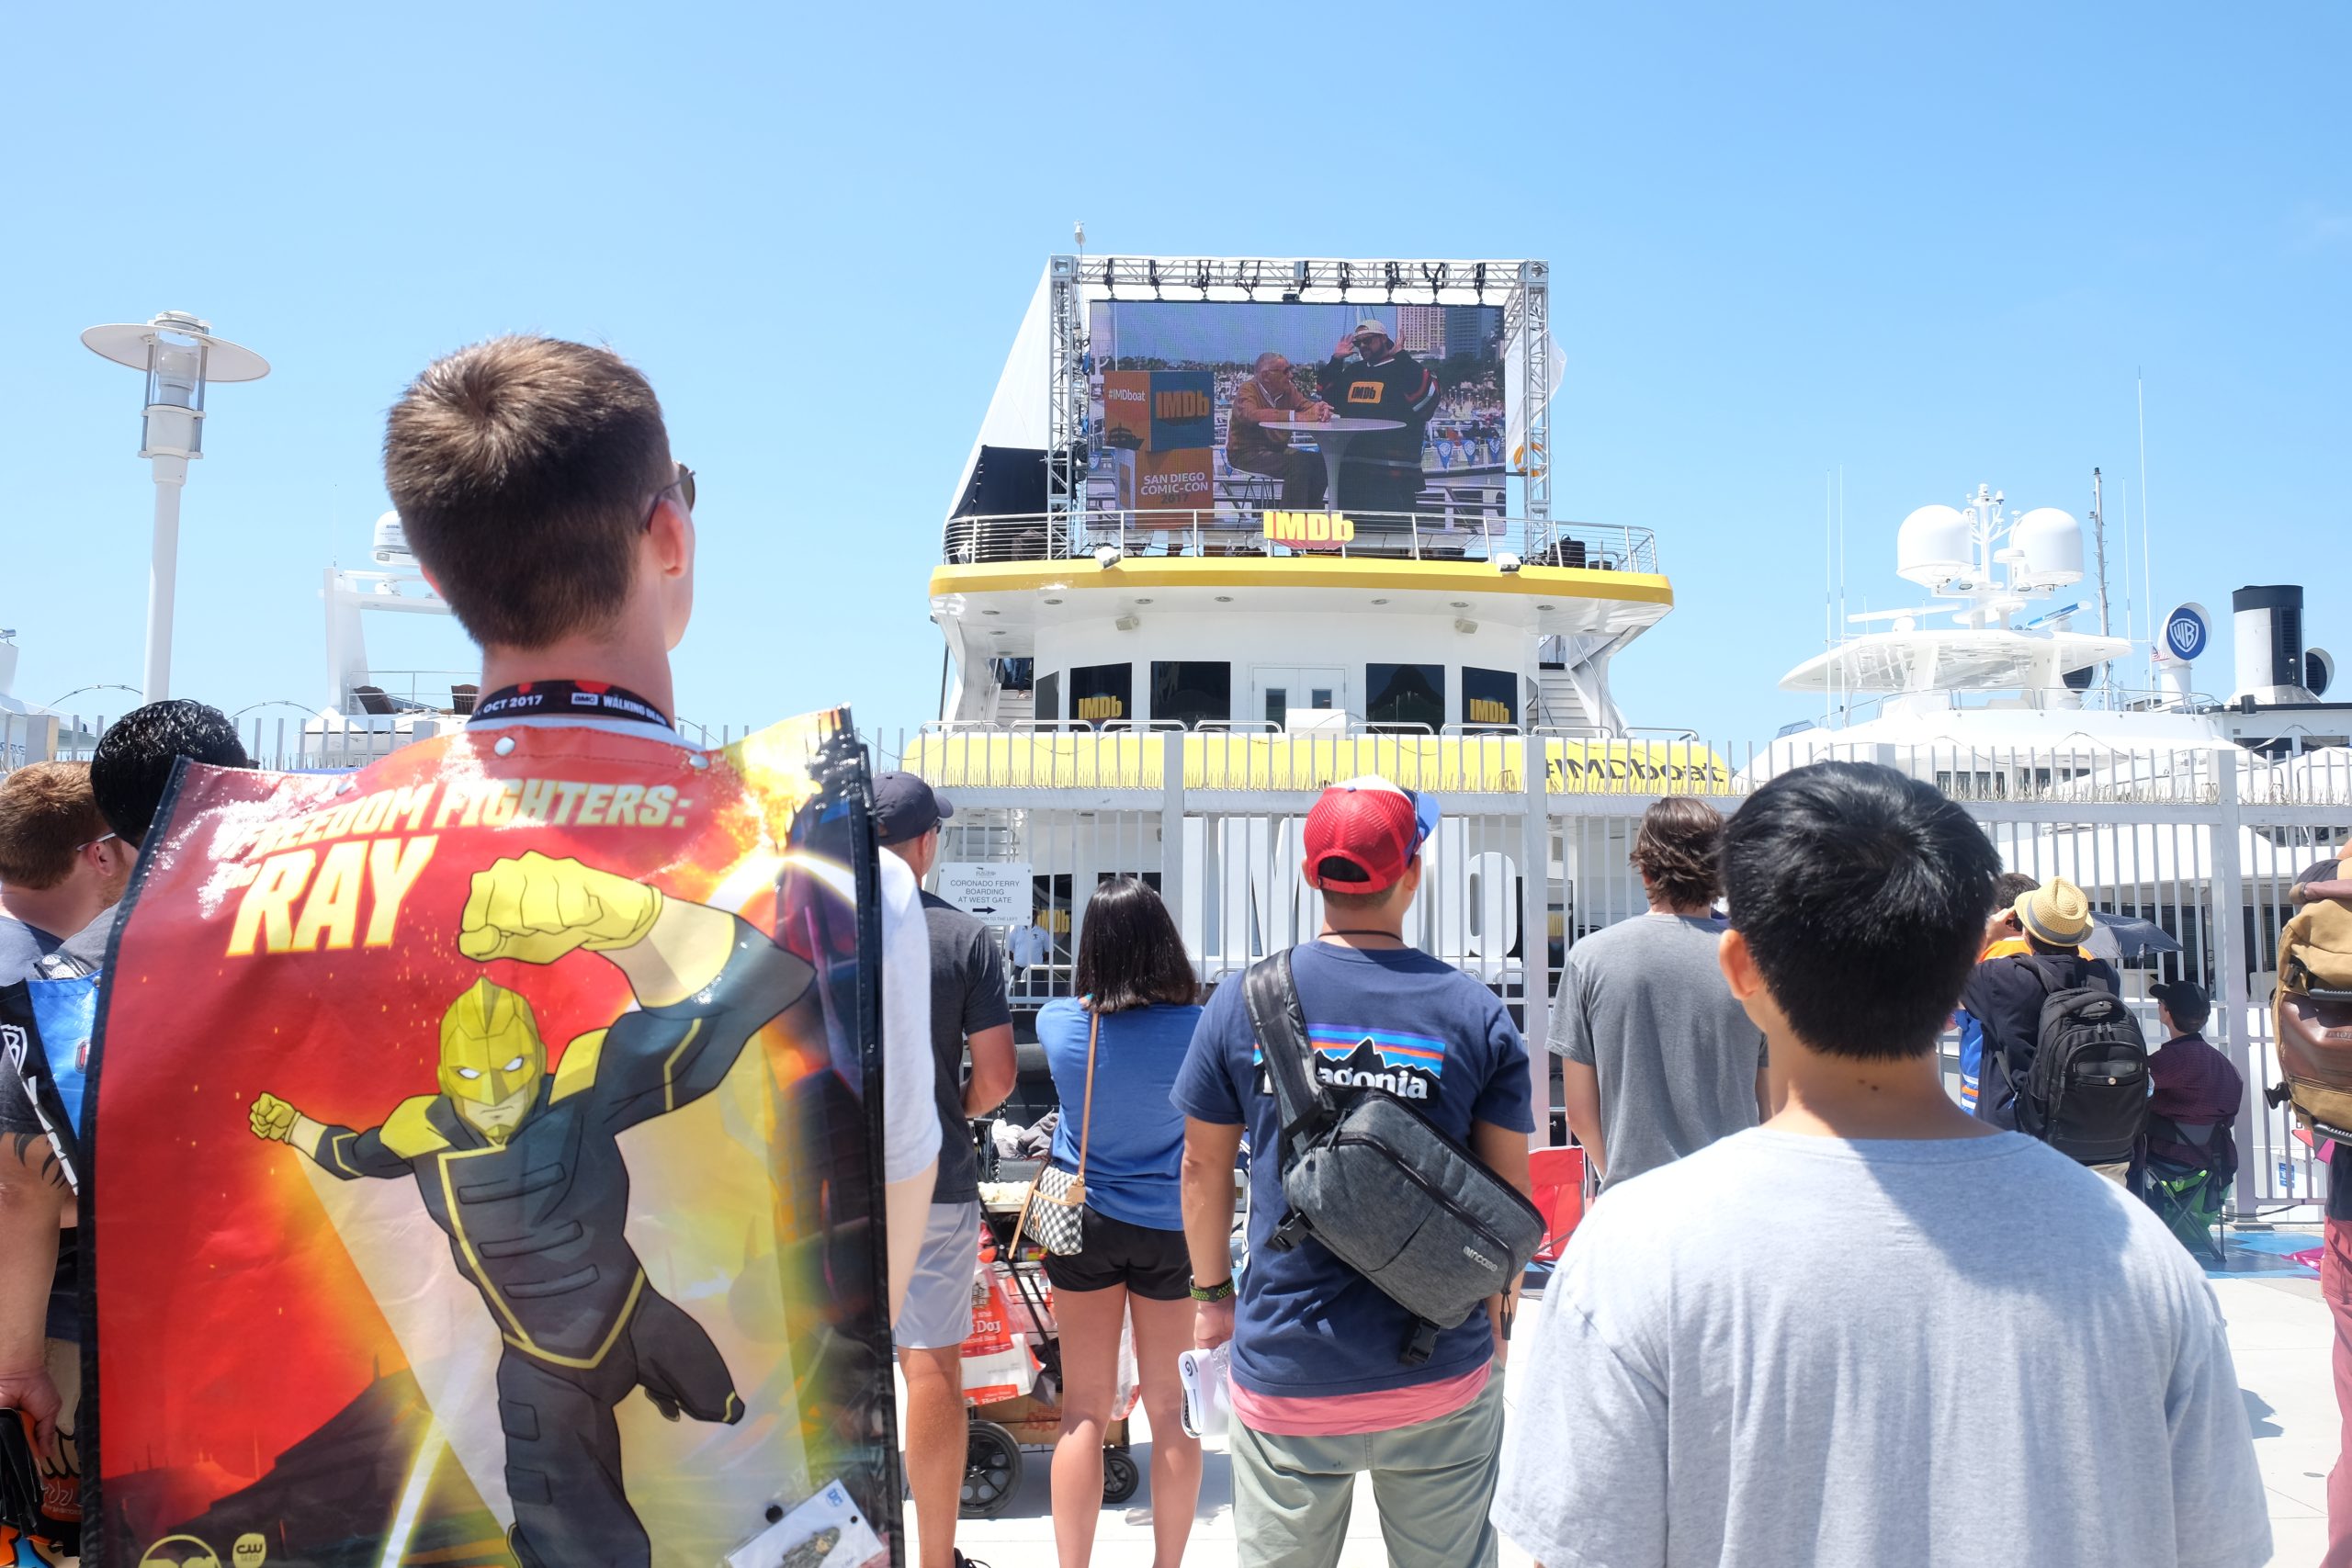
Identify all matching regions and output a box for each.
[5,1,2346,746]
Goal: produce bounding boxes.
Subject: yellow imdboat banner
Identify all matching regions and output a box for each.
[901,732,1731,795]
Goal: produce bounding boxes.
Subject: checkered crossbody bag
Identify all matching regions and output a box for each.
[1013,1007,1098,1257]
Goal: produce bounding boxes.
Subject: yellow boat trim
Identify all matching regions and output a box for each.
[901,733,1732,795]
[929,555,1672,605]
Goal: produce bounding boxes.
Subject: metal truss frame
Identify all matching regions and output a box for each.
[1045,255,1554,549]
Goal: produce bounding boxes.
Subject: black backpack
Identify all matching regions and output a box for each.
[2010,956,2149,1164]
[1242,953,1544,1364]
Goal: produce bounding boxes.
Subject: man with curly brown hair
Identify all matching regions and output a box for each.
[1551,795,1768,1192]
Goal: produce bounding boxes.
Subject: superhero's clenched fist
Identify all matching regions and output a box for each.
[458,852,662,965]
[250,1091,301,1142]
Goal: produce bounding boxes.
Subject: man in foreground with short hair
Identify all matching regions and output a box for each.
[0,762,132,980]
[1494,761,2267,1568]
[1553,795,1764,1191]
[1177,775,1532,1568]
[380,335,943,1563]
[0,761,130,1463]
[875,771,1016,1568]
[380,334,939,1326]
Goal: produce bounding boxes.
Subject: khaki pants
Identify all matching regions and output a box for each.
[2089,1160,2132,1188]
[1229,1371,1504,1568]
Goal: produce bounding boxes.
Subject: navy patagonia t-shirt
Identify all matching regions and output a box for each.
[1173,941,1534,1400]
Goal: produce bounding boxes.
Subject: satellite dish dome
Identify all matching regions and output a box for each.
[2009,507,2083,591]
[1896,504,1971,590]
[2310,648,2335,699]
[372,511,415,566]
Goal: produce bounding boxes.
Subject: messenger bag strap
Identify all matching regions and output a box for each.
[1075,1005,1101,1184]
[1244,950,1335,1149]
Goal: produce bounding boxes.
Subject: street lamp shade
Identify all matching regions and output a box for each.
[81,312,269,382]
[78,310,269,704]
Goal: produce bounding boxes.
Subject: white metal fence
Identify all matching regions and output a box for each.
[881,728,2352,1217]
[11,711,2348,1214]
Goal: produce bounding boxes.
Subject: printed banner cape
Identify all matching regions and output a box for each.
[81,709,899,1568]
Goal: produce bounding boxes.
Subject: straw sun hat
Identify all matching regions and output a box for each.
[2013,876,2093,947]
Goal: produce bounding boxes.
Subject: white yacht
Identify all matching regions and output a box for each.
[1758,483,2347,783]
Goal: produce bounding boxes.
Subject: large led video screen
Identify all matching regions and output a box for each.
[1087,301,1506,519]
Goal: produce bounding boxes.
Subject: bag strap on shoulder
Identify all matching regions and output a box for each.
[1244,950,1335,1149]
[1074,1005,1101,1182]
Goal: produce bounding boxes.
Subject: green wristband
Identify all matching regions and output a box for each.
[1189,1278,1235,1303]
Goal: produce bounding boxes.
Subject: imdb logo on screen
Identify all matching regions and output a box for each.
[1154,388,1211,420]
[1262,510,1356,548]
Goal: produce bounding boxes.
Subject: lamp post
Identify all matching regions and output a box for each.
[80,311,270,702]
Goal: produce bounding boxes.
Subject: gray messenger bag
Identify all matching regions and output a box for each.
[1243,950,1544,1364]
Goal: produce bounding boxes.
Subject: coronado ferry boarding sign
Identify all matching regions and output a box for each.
[82,710,899,1568]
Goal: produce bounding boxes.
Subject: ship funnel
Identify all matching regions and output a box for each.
[2229,585,2316,705]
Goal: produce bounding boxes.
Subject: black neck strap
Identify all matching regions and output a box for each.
[469,680,673,730]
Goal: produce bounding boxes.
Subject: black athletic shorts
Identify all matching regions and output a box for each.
[1041,1208,1193,1301]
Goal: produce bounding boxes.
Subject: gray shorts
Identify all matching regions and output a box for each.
[895,1201,982,1350]
[1230,1372,1505,1568]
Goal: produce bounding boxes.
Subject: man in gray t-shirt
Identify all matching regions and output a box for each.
[1552,798,1763,1190]
[1497,762,2267,1568]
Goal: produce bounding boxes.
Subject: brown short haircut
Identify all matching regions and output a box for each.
[1633,795,1724,908]
[0,762,107,890]
[383,335,673,649]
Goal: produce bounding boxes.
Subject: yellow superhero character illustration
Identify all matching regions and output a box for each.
[248,852,813,1568]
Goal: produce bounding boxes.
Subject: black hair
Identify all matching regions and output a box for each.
[2160,987,2211,1032]
[90,700,253,845]
[1075,877,1198,1013]
[2024,931,2075,957]
[1992,871,2039,907]
[1723,761,2000,1059]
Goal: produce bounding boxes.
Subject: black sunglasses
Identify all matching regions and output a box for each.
[645,463,695,528]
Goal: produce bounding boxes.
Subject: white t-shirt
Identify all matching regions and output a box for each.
[1494,1126,2268,1568]
[876,852,942,1185]
[463,713,938,1189]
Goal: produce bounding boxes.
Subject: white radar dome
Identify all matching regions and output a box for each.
[1896,504,1972,590]
[2009,507,2084,591]
[372,511,415,565]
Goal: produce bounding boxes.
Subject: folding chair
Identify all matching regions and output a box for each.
[2142,1115,2233,1267]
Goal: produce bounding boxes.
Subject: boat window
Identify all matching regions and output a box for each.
[1069,662,1133,728]
[1035,670,1060,723]
[1464,666,1520,730]
[1150,661,1232,728]
[1366,663,1443,732]
[1265,688,1288,728]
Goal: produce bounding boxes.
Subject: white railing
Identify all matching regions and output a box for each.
[939,510,1659,576]
[10,712,2346,1217]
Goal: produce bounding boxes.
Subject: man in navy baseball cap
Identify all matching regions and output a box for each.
[873,771,955,847]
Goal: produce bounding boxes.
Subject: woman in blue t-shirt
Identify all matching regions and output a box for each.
[1035,877,1202,1567]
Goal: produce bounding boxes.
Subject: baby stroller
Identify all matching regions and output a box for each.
[955,1198,1141,1517]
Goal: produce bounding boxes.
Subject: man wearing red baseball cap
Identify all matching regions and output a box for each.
[1174,776,1533,1568]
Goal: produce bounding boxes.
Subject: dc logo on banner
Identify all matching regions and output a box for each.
[2164,604,2209,662]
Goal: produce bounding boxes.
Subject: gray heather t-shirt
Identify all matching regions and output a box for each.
[1494,1128,2269,1568]
[1549,912,1764,1189]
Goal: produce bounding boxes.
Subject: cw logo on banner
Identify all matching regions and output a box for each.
[1263,511,1356,550]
